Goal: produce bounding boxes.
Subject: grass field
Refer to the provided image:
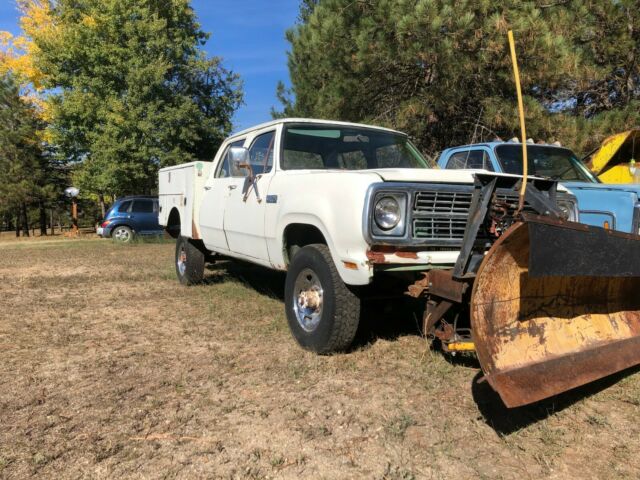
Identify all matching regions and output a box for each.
[1,237,639,479]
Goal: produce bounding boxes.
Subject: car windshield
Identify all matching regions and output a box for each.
[281,124,432,170]
[495,144,599,183]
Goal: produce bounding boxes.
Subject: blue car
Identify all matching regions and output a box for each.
[97,196,163,242]
[437,141,640,234]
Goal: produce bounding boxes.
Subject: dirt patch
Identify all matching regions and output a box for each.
[1,239,639,479]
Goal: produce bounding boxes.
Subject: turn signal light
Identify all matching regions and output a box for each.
[603,221,610,230]
[100,220,111,228]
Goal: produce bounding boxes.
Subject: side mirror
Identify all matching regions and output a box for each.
[229,147,252,178]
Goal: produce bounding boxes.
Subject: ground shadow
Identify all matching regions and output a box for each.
[472,364,640,435]
[204,260,425,347]
[350,296,424,350]
[204,260,286,300]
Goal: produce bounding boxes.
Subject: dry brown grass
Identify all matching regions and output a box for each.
[1,238,639,479]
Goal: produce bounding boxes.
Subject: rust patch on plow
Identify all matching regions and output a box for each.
[471,221,640,407]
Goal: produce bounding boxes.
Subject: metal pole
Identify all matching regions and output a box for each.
[508,30,529,213]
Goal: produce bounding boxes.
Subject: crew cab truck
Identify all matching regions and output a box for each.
[158,119,640,408]
[437,141,640,234]
[159,118,578,357]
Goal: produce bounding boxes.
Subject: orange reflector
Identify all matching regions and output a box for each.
[343,261,358,270]
[604,221,610,230]
[447,342,475,352]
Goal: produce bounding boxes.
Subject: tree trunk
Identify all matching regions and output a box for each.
[15,211,20,237]
[50,208,55,235]
[21,203,29,237]
[39,201,47,236]
[99,193,106,219]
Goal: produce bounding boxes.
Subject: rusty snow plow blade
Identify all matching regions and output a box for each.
[471,215,640,408]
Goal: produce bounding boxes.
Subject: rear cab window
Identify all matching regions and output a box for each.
[117,200,132,213]
[446,150,494,171]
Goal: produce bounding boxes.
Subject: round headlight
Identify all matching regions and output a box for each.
[557,201,576,221]
[374,196,401,230]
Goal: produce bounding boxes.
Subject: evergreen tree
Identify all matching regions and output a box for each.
[279,0,639,156]
[0,74,51,236]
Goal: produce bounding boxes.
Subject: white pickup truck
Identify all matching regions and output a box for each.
[159,118,578,355]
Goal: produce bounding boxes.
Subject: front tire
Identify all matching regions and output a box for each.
[285,244,360,354]
[175,236,205,285]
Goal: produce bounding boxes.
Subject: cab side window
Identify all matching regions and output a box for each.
[131,199,154,213]
[215,139,245,178]
[446,150,494,171]
[248,131,276,175]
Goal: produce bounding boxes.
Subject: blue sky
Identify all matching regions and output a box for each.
[0,0,300,132]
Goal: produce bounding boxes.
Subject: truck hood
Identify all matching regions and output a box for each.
[370,168,547,184]
[562,181,640,199]
[371,168,572,192]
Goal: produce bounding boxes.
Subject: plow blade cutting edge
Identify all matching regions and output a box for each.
[471,216,640,408]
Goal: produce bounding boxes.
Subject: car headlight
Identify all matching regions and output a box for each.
[557,197,578,222]
[374,196,401,230]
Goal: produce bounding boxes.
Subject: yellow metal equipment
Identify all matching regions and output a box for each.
[586,129,640,183]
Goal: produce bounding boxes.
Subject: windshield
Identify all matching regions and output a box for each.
[281,124,432,170]
[495,145,599,183]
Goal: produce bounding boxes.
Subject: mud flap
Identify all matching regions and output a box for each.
[471,218,640,407]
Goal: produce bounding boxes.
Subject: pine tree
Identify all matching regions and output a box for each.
[279,0,639,156]
[0,74,48,236]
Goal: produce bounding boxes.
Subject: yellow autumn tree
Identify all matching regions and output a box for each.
[0,1,57,110]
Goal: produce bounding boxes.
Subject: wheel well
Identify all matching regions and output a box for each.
[167,208,181,239]
[283,223,327,265]
[109,223,133,236]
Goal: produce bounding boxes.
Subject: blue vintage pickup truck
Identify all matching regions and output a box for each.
[437,141,640,233]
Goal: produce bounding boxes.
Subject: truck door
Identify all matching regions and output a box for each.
[200,139,245,251]
[223,130,276,262]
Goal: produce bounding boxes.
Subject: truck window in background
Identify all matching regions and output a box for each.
[446,150,494,171]
[496,145,600,182]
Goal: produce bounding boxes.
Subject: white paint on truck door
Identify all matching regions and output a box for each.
[200,140,245,251]
[223,129,277,262]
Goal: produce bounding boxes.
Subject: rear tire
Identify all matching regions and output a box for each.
[175,236,205,285]
[112,225,134,243]
[285,244,360,354]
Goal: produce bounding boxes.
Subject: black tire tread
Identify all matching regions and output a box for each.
[289,243,360,354]
[176,236,205,286]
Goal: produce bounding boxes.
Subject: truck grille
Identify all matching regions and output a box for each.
[414,190,474,215]
[411,187,533,243]
[412,188,473,242]
[413,217,469,239]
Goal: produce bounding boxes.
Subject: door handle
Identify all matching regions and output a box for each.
[228,185,237,190]
[204,186,211,191]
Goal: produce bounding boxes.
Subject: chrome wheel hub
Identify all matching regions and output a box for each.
[114,227,131,242]
[293,268,324,332]
[177,246,187,276]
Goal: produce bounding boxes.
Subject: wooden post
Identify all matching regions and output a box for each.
[72,198,79,236]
